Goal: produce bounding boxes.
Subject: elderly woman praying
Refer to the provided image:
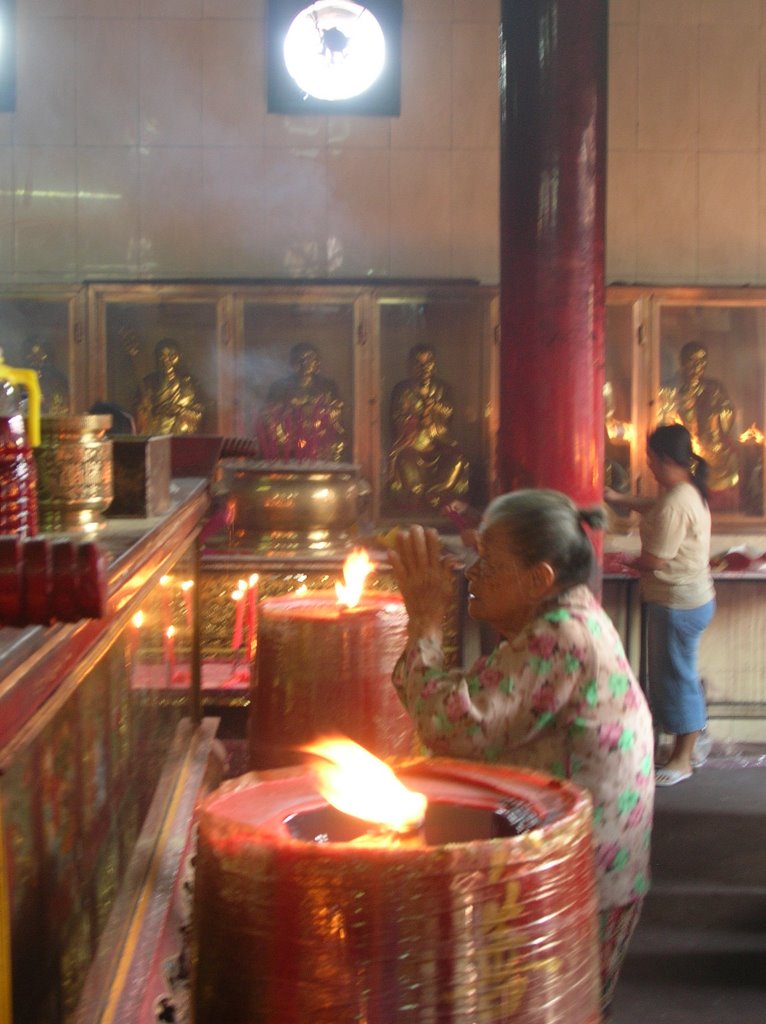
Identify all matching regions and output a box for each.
[388,488,655,1016]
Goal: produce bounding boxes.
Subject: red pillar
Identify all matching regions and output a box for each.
[498,0,607,509]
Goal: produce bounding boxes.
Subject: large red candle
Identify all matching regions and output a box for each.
[193,757,601,1024]
[251,590,414,768]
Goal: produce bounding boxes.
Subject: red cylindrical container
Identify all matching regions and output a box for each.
[193,758,601,1024]
[251,591,415,769]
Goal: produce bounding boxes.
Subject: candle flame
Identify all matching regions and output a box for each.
[131,610,144,629]
[294,583,309,597]
[335,549,375,608]
[739,422,765,444]
[302,736,427,834]
[231,589,244,602]
[181,579,194,592]
[166,625,175,639]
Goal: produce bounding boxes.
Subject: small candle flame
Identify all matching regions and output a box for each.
[739,422,765,444]
[181,579,194,593]
[166,625,175,640]
[302,736,427,834]
[335,548,375,609]
[131,610,144,629]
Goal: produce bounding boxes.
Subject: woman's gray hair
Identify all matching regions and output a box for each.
[482,489,606,589]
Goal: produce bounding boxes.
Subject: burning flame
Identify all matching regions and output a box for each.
[739,422,765,444]
[302,736,427,834]
[335,548,375,608]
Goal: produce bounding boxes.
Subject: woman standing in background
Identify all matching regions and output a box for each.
[607,424,715,787]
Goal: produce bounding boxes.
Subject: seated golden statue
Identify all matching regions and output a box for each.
[254,342,346,462]
[24,338,69,415]
[657,341,739,504]
[387,343,469,512]
[134,339,204,435]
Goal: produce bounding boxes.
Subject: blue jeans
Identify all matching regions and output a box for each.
[645,599,715,735]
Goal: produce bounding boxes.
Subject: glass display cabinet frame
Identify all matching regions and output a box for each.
[86,283,235,436]
[606,285,766,531]
[371,284,499,524]
[0,285,87,413]
[231,283,371,465]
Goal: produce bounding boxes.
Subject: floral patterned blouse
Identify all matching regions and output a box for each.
[392,584,655,911]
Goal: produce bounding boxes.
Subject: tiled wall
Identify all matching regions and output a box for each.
[1,0,765,286]
[608,0,766,285]
[0,0,501,283]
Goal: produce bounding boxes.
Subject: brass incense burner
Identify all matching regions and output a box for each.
[214,459,370,554]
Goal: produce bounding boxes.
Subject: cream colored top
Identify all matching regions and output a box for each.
[639,482,715,608]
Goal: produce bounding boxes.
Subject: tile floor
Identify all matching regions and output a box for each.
[610,745,766,1024]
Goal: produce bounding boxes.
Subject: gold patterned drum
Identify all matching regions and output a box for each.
[35,415,114,533]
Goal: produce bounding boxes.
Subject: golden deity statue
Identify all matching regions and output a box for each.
[254,342,346,462]
[133,338,204,435]
[387,343,470,513]
[657,341,739,501]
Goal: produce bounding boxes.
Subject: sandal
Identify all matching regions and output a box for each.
[655,766,692,787]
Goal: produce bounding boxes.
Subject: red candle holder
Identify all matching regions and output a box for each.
[193,758,601,1024]
[251,590,414,768]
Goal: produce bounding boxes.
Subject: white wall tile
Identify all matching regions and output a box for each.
[406,0,447,22]
[139,19,203,146]
[140,0,202,16]
[390,148,451,276]
[202,19,265,146]
[391,20,452,149]
[264,114,327,149]
[77,146,140,277]
[606,148,638,284]
[205,146,328,277]
[610,0,640,24]
[451,148,498,283]
[13,18,76,147]
[453,0,499,22]
[203,0,263,16]
[608,23,638,152]
[79,0,138,15]
[13,146,77,277]
[202,146,265,275]
[0,147,12,274]
[699,152,758,282]
[327,147,390,277]
[640,0,702,24]
[77,19,139,146]
[327,117,390,149]
[139,146,205,274]
[637,23,698,151]
[700,0,761,22]
[452,22,500,151]
[699,24,759,151]
[635,150,698,282]
[20,0,78,16]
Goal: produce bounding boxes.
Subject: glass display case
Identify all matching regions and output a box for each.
[606,287,766,529]
[236,285,366,459]
[85,280,497,520]
[375,286,497,522]
[0,286,85,413]
[87,283,230,435]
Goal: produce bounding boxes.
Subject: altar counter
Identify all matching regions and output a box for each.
[0,477,212,1024]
